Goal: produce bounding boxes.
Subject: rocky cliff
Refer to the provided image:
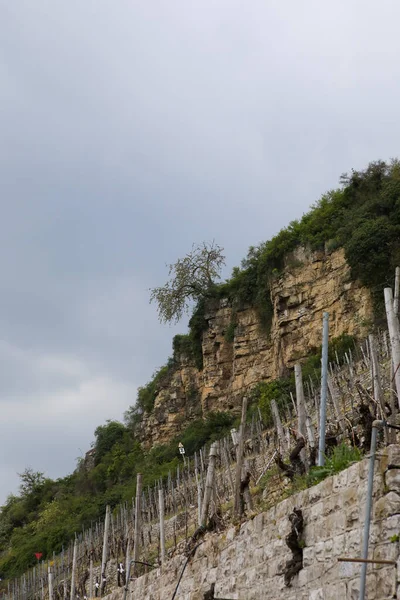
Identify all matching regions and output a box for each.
[139,247,373,448]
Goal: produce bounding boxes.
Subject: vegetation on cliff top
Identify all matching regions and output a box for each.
[215,159,400,329]
[140,159,400,416]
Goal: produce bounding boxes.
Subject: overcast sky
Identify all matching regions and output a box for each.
[1,0,400,503]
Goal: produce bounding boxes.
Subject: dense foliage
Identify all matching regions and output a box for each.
[0,412,233,580]
[216,159,400,330]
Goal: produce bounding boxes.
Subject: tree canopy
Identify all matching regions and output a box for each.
[150,241,225,323]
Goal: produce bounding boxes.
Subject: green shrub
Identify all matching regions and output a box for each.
[134,359,176,414]
[94,421,127,465]
[188,298,209,370]
[329,334,356,363]
[258,465,279,492]
[175,411,234,456]
[224,322,236,343]
[250,379,293,427]
[173,300,210,370]
[345,217,400,288]
[173,334,193,358]
[307,443,362,485]
[301,333,356,380]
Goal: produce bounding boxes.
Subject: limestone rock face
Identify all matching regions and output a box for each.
[139,247,372,448]
[138,364,203,448]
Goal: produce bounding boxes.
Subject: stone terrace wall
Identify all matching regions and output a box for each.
[106,444,400,600]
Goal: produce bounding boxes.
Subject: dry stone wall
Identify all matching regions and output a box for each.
[106,444,400,600]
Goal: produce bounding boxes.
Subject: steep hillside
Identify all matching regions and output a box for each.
[1,159,400,581]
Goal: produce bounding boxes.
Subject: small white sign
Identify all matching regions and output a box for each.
[231,428,238,446]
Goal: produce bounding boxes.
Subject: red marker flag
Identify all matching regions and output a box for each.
[35,553,43,561]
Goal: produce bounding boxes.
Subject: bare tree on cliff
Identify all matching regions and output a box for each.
[150,242,225,323]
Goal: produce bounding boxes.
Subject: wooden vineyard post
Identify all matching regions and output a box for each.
[70,539,77,600]
[305,416,316,457]
[294,364,307,468]
[222,441,235,497]
[100,506,110,597]
[48,566,53,600]
[200,442,219,527]
[234,397,248,518]
[385,288,400,405]
[327,376,346,435]
[125,538,131,584]
[242,459,253,512]
[271,399,287,453]
[133,474,142,575]
[369,333,390,443]
[89,558,93,600]
[390,361,397,438]
[158,488,166,567]
[194,453,202,525]
[394,266,400,316]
